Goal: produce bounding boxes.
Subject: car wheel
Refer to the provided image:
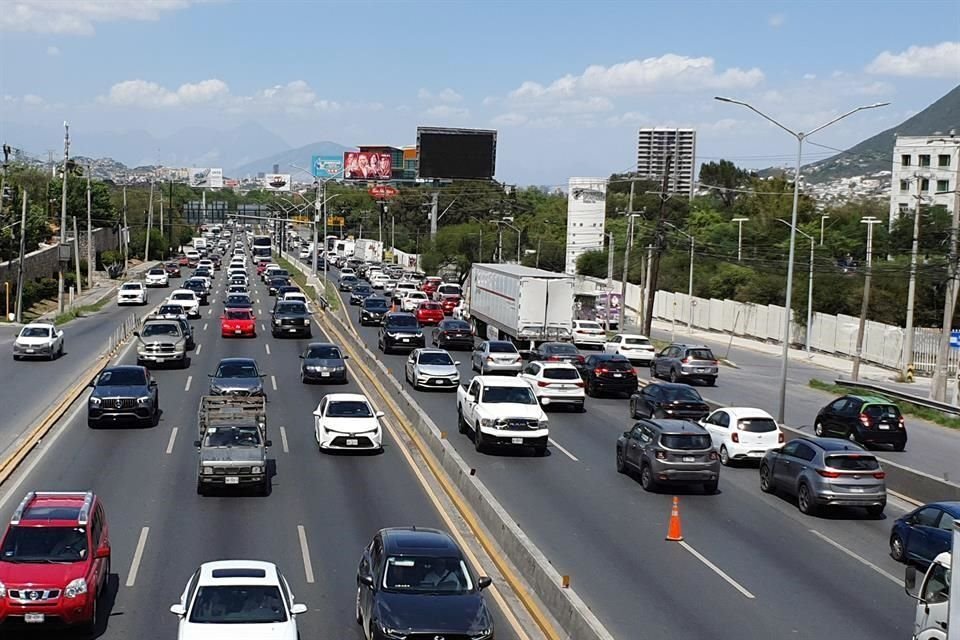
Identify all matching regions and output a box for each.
[650,364,657,379]
[814,421,825,437]
[474,425,485,453]
[577,401,586,413]
[847,430,859,444]
[706,376,717,387]
[640,464,657,492]
[669,369,679,383]
[889,533,906,561]
[867,503,885,518]
[457,410,467,434]
[629,400,637,419]
[82,587,98,634]
[12,354,19,361]
[534,445,547,457]
[704,479,719,494]
[616,447,626,473]
[719,446,731,467]
[586,381,596,397]
[893,442,906,452]
[759,464,774,493]
[797,483,816,515]
[196,481,206,496]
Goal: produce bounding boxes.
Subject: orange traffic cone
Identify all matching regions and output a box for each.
[665,496,684,542]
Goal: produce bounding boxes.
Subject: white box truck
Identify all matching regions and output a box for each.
[354,239,383,263]
[462,264,575,346]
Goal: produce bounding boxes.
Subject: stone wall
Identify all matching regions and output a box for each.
[0,227,120,289]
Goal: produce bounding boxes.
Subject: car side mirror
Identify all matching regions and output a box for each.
[904,565,921,600]
[149,380,158,387]
[358,574,375,588]
[467,394,476,403]
[193,440,202,448]
[478,576,492,590]
[170,604,187,617]
[133,331,140,337]
[375,411,385,418]
[453,361,461,366]
[290,603,308,615]
[94,544,111,559]
[265,439,273,447]
[343,355,349,360]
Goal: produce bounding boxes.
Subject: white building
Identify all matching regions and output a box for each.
[889,134,959,225]
[565,178,607,274]
[636,128,696,196]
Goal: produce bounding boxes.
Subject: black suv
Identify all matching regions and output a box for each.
[271,300,312,338]
[432,318,474,350]
[87,365,159,428]
[651,343,719,386]
[378,312,425,354]
[581,353,637,398]
[357,527,493,640]
[629,382,710,420]
[360,296,390,326]
[814,394,907,450]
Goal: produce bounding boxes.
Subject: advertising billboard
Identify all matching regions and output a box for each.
[417,127,497,180]
[189,167,223,188]
[263,174,292,192]
[343,151,392,180]
[564,177,607,275]
[312,154,344,179]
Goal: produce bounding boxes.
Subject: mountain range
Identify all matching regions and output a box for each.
[229,141,354,178]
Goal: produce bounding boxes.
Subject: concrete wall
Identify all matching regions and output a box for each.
[0,228,119,289]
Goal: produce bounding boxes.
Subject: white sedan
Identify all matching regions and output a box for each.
[572,320,606,348]
[13,322,65,360]
[518,360,585,411]
[699,407,784,466]
[167,289,201,319]
[603,333,656,365]
[404,348,460,391]
[313,393,383,451]
[170,560,307,640]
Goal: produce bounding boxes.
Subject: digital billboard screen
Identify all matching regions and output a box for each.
[343,151,392,180]
[417,127,496,180]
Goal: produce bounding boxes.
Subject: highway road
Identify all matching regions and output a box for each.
[0,254,521,639]
[648,325,960,482]
[321,264,915,640]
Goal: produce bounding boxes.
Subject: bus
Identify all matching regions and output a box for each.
[252,235,272,264]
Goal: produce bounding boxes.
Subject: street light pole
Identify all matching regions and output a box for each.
[86,164,93,286]
[715,96,889,422]
[852,216,882,380]
[819,215,830,246]
[732,217,748,261]
[902,174,929,378]
[778,219,815,354]
[57,121,70,314]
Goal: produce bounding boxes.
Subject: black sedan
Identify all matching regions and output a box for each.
[350,283,374,305]
[360,296,390,326]
[530,341,584,365]
[87,365,159,428]
[431,318,474,350]
[299,342,348,383]
[580,353,637,398]
[357,527,494,640]
[629,382,710,420]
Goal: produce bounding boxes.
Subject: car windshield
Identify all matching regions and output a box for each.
[387,316,418,329]
[225,310,253,320]
[216,362,258,378]
[341,276,357,282]
[660,434,712,450]
[489,342,518,354]
[227,296,249,304]
[420,303,441,311]
[825,454,880,471]
[383,555,473,594]
[482,386,537,404]
[20,326,51,338]
[738,418,778,433]
[188,585,287,624]
[149,268,165,275]
[307,346,342,359]
[354,285,372,293]
[663,387,703,402]
[98,368,146,385]
[419,352,453,365]
[141,323,180,337]
[203,426,262,448]
[545,343,577,354]
[1,526,89,563]
[121,283,141,290]
[276,303,306,314]
[597,359,633,371]
[687,349,715,360]
[159,305,183,315]
[327,401,374,417]
[173,293,194,301]
[543,367,580,380]
[624,337,651,346]
[438,285,460,294]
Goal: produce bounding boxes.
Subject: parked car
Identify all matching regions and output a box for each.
[12,322,64,360]
[581,353,637,398]
[518,360,585,411]
[313,393,383,451]
[471,340,523,375]
[616,419,720,493]
[651,343,719,386]
[529,341,584,365]
[889,501,960,566]
[759,436,887,516]
[572,319,606,348]
[87,364,159,427]
[360,296,390,326]
[700,407,784,466]
[220,309,257,338]
[604,333,656,365]
[404,348,461,391]
[629,382,710,421]
[814,395,907,451]
[431,318,474,350]
[414,301,445,326]
[300,342,348,384]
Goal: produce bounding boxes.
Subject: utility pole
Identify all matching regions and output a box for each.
[57,121,70,314]
[15,190,27,323]
[496,219,504,264]
[72,216,81,297]
[144,181,154,262]
[733,217,748,261]
[1,143,11,217]
[605,232,615,333]
[122,186,129,273]
[86,164,93,286]
[429,191,439,239]
[852,216,882,380]
[930,183,960,400]
[619,182,638,330]
[902,175,926,378]
[643,157,672,336]
[159,192,164,258]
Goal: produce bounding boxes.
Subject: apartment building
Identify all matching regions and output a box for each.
[636,128,696,196]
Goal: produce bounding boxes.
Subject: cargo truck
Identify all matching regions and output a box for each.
[194,396,271,496]
[904,520,957,639]
[461,264,575,347]
[354,238,383,263]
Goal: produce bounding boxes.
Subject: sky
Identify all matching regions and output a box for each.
[1,0,959,186]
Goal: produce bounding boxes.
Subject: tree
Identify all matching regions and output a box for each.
[698,160,753,208]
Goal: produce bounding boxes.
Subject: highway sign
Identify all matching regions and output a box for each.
[327,216,345,226]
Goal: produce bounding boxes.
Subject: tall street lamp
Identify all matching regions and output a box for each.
[715,96,889,423]
[291,163,345,283]
[852,216,883,380]
[732,217,748,261]
[819,215,830,246]
[777,219,815,354]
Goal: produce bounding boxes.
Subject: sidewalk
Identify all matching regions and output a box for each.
[33,261,156,325]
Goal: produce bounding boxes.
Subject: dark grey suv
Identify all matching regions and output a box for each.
[616,419,720,493]
[87,365,159,428]
[651,343,719,386]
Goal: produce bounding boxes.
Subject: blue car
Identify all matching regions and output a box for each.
[889,501,959,566]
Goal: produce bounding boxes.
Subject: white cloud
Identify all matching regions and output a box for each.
[605,111,650,126]
[803,73,816,80]
[101,78,229,108]
[424,105,470,119]
[768,14,785,28]
[491,113,528,127]
[0,0,212,35]
[418,88,463,103]
[22,94,45,106]
[866,41,960,78]
[46,45,60,56]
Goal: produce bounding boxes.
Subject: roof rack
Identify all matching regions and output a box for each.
[11,491,94,525]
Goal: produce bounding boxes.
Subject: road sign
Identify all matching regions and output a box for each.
[951,330,960,349]
[327,216,345,226]
[368,185,399,200]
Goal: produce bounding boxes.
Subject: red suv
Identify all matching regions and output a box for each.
[0,491,111,631]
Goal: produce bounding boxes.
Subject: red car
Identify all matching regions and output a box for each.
[177,255,190,266]
[164,262,181,277]
[221,309,257,337]
[440,295,461,316]
[0,491,111,630]
[256,262,270,277]
[415,301,445,326]
[421,276,443,298]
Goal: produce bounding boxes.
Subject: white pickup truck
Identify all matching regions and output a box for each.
[456,375,549,455]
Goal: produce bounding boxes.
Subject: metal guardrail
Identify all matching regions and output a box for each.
[833,379,960,416]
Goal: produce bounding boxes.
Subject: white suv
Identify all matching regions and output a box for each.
[145,267,169,288]
[117,281,148,305]
[170,560,307,639]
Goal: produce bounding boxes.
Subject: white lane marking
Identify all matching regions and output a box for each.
[125,526,150,587]
[210,298,216,305]
[206,308,212,316]
[678,540,755,599]
[256,299,261,305]
[195,344,203,355]
[297,525,315,584]
[271,375,278,391]
[261,323,266,332]
[202,323,208,331]
[265,343,271,355]
[280,426,289,453]
[184,375,192,392]
[165,427,178,454]
[808,529,903,586]
[548,437,579,462]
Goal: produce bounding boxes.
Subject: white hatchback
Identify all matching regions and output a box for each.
[572,320,606,348]
[603,333,656,364]
[700,407,784,466]
[313,393,383,451]
[518,361,585,411]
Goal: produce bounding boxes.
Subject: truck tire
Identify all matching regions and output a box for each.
[457,409,467,434]
[196,481,206,496]
[474,425,485,453]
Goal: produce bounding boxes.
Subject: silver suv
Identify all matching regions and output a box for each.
[651,343,719,386]
[616,419,720,494]
[759,436,886,517]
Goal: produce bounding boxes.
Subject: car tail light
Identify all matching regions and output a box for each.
[594,367,608,374]
[778,432,785,443]
[708,451,718,460]
[537,381,550,387]
[575,381,585,388]
[817,469,842,478]
[547,356,560,361]
[731,432,739,443]
[655,451,666,460]
[898,416,905,429]
[872,471,886,479]
[577,355,585,364]
[712,360,719,365]
[859,413,871,428]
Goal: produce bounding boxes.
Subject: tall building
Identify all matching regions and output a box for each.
[889,134,959,225]
[565,177,607,274]
[636,128,696,196]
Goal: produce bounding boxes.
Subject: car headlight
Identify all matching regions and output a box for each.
[470,629,494,640]
[251,466,262,474]
[480,418,495,428]
[64,577,88,599]
[386,331,398,338]
[210,384,222,394]
[203,466,214,475]
[137,396,151,405]
[538,419,549,429]
[89,397,101,406]
[274,319,282,325]
[379,623,408,640]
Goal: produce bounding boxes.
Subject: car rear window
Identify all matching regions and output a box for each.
[687,349,715,360]
[601,360,634,372]
[442,321,470,330]
[545,343,578,354]
[543,368,580,380]
[576,321,602,330]
[738,418,778,432]
[660,434,712,450]
[489,342,518,353]
[825,454,880,471]
[864,404,901,419]
[624,337,650,346]
[662,387,703,402]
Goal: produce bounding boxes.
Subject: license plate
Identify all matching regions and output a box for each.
[850,487,865,492]
[431,379,441,385]
[879,424,890,430]
[511,437,524,444]
[235,329,242,334]
[225,477,239,485]
[26,348,35,353]
[402,338,410,342]
[697,368,707,373]
[683,456,695,462]
[24,613,44,624]
[321,372,330,377]
[288,328,298,333]
[612,373,622,377]
[346,438,358,446]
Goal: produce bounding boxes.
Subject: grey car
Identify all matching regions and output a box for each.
[209,357,265,396]
[87,365,159,428]
[271,300,312,338]
[651,343,719,386]
[300,342,348,384]
[404,348,461,391]
[471,340,523,375]
[759,436,887,516]
[616,419,720,493]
